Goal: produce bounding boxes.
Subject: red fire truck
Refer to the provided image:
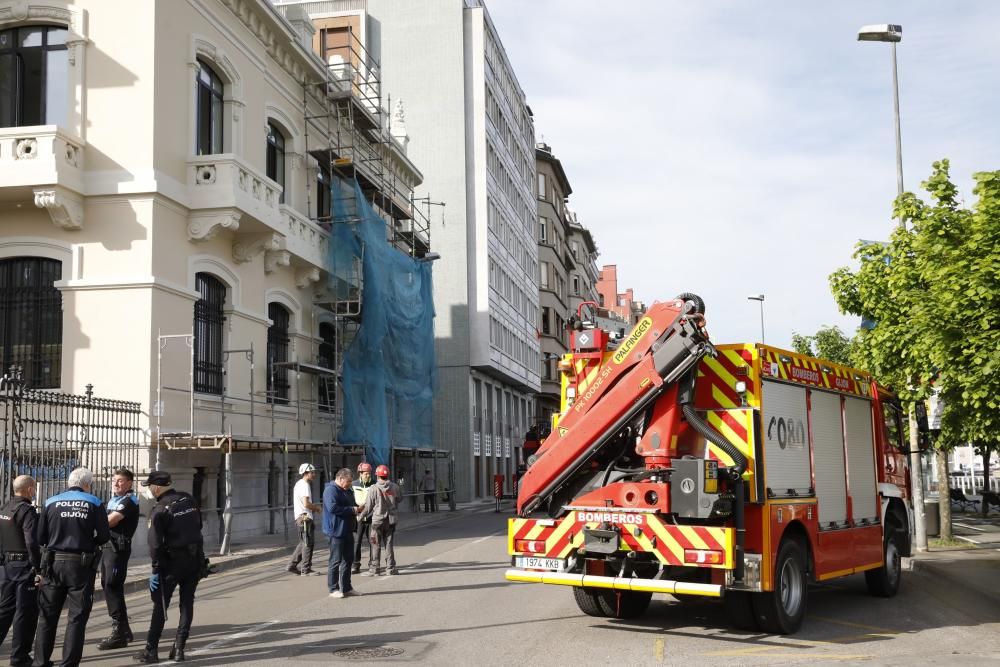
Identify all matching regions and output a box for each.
[507,296,914,633]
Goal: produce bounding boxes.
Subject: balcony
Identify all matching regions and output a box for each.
[0,126,85,230]
[186,155,281,240]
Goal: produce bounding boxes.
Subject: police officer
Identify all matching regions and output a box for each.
[351,463,375,575]
[33,467,110,667]
[0,475,41,667]
[134,471,204,664]
[97,468,140,651]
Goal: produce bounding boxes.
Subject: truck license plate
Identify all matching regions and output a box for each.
[516,556,563,571]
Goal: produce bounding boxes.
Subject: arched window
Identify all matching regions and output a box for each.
[195,59,224,155]
[317,322,336,411]
[316,162,331,222]
[193,273,225,394]
[0,257,62,388]
[266,121,286,203]
[267,303,290,404]
[0,25,68,128]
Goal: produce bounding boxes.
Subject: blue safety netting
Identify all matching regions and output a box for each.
[328,177,436,465]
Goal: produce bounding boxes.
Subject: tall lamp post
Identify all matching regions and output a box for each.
[859,22,927,552]
[747,294,765,343]
[858,24,904,222]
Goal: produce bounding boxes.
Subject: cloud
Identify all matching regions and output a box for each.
[487,0,1000,348]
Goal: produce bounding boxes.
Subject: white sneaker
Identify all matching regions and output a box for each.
[329,590,344,598]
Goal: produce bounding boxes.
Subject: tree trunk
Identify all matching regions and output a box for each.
[908,405,927,552]
[936,449,952,540]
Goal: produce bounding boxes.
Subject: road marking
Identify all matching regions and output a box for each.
[955,535,980,544]
[653,637,665,661]
[810,615,899,635]
[953,522,987,532]
[189,619,280,655]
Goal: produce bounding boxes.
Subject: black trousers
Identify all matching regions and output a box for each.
[353,518,371,568]
[423,491,436,513]
[100,547,131,627]
[289,518,315,572]
[33,559,96,667]
[145,560,199,650]
[0,560,38,666]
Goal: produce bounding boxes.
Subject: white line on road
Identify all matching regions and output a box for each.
[189,619,280,656]
[954,535,980,544]
[953,522,987,533]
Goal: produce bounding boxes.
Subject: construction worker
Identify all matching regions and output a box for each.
[351,462,375,574]
[358,465,400,576]
[33,467,110,667]
[0,475,40,667]
[287,463,321,576]
[97,468,140,651]
[134,471,204,663]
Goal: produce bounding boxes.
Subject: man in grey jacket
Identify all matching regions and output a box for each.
[358,465,400,576]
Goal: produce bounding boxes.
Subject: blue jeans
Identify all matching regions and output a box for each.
[328,533,355,593]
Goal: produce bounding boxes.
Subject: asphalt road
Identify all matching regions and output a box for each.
[64,508,1000,666]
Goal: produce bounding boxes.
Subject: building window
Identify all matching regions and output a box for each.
[193,273,226,394]
[0,25,68,128]
[541,307,551,335]
[537,172,546,201]
[539,261,549,289]
[0,257,62,388]
[317,322,335,411]
[266,122,286,204]
[572,275,580,295]
[195,59,224,155]
[267,303,290,404]
[538,216,547,243]
[316,163,331,222]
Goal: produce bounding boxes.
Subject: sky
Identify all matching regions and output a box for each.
[486,1,1000,348]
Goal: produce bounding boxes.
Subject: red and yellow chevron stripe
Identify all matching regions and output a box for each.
[759,347,871,397]
[509,512,734,569]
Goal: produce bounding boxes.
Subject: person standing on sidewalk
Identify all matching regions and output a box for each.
[358,465,400,577]
[0,475,40,667]
[420,469,436,513]
[33,467,110,667]
[133,471,204,664]
[287,464,321,577]
[323,469,360,599]
[96,468,140,652]
[351,463,375,575]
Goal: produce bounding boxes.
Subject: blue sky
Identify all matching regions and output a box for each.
[487,1,1000,348]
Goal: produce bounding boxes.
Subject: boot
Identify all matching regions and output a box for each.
[169,637,187,662]
[124,623,135,643]
[133,645,159,663]
[98,623,130,650]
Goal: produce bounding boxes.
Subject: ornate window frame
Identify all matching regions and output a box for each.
[189,35,244,158]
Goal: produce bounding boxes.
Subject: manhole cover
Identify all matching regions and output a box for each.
[333,647,405,660]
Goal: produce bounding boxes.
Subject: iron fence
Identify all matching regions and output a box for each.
[0,370,143,503]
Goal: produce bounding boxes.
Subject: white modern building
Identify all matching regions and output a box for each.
[275,0,540,500]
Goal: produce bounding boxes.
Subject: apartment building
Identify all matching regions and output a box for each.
[566,211,600,322]
[597,264,647,326]
[0,0,430,541]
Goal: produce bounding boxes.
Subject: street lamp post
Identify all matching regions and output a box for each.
[858,24,905,224]
[747,294,765,343]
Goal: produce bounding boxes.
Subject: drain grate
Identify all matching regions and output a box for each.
[333,646,405,660]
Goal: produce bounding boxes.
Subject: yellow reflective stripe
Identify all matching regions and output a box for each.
[704,356,738,392]
[710,384,738,409]
[544,511,577,557]
[678,525,710,551]
[524,524,547,540]
[646,518,684,564]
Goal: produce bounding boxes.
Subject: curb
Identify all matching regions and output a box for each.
[909,557,1000,605]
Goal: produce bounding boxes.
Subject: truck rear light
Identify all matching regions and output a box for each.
[684,549,724,565]
[515,539,546,554]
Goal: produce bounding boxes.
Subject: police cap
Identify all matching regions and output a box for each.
[140,470,172,486]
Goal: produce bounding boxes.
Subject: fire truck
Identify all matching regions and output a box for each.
[507,296,913,633]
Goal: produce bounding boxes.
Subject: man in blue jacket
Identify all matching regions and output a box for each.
[323,468,361,598]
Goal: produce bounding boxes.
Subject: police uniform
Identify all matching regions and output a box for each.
[0,494,41,667]
[98,491,139,648]
[137,472,204,663]
[33,484,110,667]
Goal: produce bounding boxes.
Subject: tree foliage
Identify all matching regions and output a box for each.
[789,326,853,366]
[830,159,1000,450]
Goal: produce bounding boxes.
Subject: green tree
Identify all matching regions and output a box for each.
[830,160,1000,541]
[789,326,853,365]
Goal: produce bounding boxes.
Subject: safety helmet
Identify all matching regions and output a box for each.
[298,463,316,475]
[375,465,390,478]
[357,462,373,473]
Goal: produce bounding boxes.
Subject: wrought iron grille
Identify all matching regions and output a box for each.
[0,257,62,389]
[194,273,225,394]
[267,303,290,404]
[0,371,141,503]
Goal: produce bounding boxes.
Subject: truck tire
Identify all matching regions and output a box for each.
[604,590,653,619]
[723,590,759,631]
[865,534,902,597]
[572,587,608,617]
[752,539,808,634]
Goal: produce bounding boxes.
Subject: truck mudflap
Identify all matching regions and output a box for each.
[508,511,735,569]
[504,569,724,597]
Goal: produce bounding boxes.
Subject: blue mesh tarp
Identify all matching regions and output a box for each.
[329,178,435,465]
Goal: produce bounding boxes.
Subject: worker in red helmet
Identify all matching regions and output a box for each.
[358,464,400,576]
[351,462,376,574]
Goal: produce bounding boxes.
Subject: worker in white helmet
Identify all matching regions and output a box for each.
[287,463,321,576]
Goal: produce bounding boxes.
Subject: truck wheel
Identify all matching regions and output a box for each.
[752,539,807,634]
[723,590,759,631]
[865,534,902,597]
[603,590,652,619]
[572,586,609,617]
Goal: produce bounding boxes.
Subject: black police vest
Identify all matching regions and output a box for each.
[159,492,203,550]
[0,498,30,553]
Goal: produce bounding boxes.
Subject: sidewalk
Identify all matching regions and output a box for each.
[909,508,1000,606]
[94,500,495,603]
